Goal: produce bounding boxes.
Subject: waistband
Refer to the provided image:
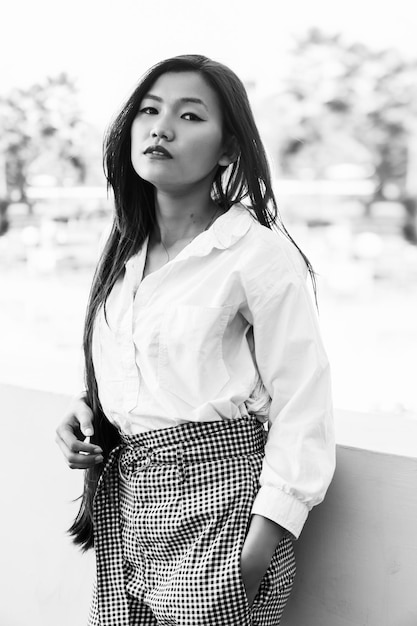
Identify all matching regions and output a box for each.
[118,417,266,477]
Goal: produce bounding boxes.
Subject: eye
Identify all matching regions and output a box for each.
[139,106,158,115]
[182,112,203,122]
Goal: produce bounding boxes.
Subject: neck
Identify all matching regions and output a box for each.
[153,187,220,248]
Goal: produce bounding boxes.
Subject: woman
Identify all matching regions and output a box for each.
[56,54,335,626]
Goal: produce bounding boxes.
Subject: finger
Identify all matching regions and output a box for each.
[79,435,91,454]
[76,400,95,437]
[56,423,103,458]
[79,435,103,456]
[55,434,104,469]
[67,455,104,470]
[67,396,95,437]
[56,420,103,455]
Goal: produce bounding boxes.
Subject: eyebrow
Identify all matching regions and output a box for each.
[143,93,209,112]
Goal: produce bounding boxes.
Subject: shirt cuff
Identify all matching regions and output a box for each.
[250,485,309,540]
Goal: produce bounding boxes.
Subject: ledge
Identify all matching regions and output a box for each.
[1,383,416,626]
[283,409,417,625]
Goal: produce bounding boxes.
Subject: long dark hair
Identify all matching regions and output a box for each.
[69,54,316,550]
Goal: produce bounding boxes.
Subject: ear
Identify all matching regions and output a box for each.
[218,135,240,166]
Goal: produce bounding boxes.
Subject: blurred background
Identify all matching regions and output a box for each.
[1,0,416,416]
[1,1,417,624]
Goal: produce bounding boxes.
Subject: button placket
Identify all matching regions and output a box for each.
[117,298,141,413]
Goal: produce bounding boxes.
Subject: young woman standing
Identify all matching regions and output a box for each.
[56,54,335,626]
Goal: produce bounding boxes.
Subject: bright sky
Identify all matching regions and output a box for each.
[2,0,416,128]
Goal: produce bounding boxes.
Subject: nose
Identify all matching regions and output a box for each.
[151,125,174,142]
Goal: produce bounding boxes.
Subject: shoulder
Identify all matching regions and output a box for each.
[240,210,308,282]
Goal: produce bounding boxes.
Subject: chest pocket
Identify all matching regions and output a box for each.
[158,305,231,405]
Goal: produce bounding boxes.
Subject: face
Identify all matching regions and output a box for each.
[130,71,232,193]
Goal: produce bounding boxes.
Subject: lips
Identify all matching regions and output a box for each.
[144,145,173,158]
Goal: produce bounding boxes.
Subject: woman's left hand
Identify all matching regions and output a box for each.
[240,514,285,607]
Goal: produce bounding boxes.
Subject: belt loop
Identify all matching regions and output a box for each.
[176,444,186,483]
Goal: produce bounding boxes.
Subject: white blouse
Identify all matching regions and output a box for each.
[92,204,335,538]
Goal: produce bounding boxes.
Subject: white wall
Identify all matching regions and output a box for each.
[282,409,417,625]
[1,384,416,625]
[0,384,93,626]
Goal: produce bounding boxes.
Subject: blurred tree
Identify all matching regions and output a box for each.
[254,28,417,204]
[0,73,90,204]
[0,198,9,236]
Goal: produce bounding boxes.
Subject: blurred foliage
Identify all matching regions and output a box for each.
[0,29,417,218]
[255,28,417,201]
[0,73,101,202]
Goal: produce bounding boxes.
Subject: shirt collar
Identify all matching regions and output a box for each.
[179,203,254,259]
[212,203,254,248]
[125,203,254,282]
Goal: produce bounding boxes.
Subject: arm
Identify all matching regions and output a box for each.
[55,394,103,469]
[240,515,285,606]
[240,234,335,602]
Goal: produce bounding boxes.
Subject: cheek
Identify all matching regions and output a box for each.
[131,117,149,147]
[186,132,224,169]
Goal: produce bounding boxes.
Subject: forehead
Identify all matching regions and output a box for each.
[145,71,221,113]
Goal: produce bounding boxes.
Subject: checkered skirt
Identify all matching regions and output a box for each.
[88,417,296,626]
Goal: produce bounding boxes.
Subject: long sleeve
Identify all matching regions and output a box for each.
[244,233,336,539]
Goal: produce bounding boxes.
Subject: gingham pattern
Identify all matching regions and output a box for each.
[88,418,296,626]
